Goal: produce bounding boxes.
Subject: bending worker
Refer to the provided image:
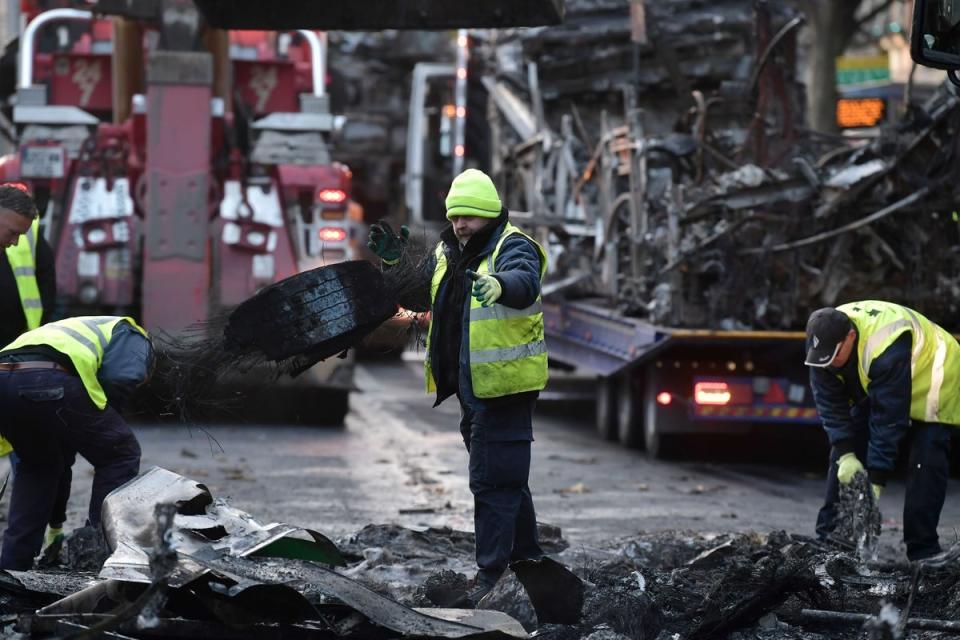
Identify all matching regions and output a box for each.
[0,316,153,570]
[368,168,548,604]
[805,301,959,560]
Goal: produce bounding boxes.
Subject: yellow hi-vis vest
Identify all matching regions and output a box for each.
[3,316,149,410]
[838,301,960,426]
[425,222,549,398]
[5,218,42,330]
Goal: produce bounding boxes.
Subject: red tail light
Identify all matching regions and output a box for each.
[317,188,347,204]
[694,381,731,406]
[656,391,672,406]
[318,227,347,242]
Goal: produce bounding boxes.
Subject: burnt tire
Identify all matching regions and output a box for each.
[596,376,618,441]
[225,261,398,366]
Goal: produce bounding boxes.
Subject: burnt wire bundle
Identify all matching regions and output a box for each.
[378,227,435,348]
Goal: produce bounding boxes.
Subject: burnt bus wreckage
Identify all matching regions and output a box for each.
[440,0,960,456]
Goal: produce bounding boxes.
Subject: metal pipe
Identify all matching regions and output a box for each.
[802,609,960,633]
[19,8,93,89]
[452,29,469,176]
[295,29,326,97]
[404,62,455,225]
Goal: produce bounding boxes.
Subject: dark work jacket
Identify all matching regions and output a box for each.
[809,332,912,484]
[395,209,544,439]
[0,231,56,347]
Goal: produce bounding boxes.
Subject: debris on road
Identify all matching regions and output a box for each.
[830,473,882,561]
[555,482,591,495]
[3,466,960,639]
[0,468,584,639]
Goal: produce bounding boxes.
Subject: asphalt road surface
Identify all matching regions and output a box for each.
[2,356,958,559]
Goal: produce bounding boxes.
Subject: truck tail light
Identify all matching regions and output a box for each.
[656,391,672,406]
[317,188,347,204]
[694,381,731,406]
[318,226,347,243]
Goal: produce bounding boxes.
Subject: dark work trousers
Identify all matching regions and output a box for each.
[460,402,544,588]
[817,422,951,561]
[901,421,952,560]
[9,450,74,528]
[0,369,141,570]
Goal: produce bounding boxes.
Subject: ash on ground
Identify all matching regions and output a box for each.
[6,520,960,639]
[339,524,960,639]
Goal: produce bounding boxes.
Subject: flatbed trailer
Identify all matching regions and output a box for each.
[544,300,819,458]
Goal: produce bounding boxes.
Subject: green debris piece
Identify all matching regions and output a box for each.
[254,534,346,567]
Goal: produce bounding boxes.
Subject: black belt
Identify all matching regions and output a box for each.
[0,361,71,374]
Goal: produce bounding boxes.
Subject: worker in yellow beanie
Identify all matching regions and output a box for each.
[368,169,549,605]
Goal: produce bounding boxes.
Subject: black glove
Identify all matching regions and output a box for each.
[367,220,409,264]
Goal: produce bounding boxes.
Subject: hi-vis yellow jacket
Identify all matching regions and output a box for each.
[839,301,960,426]
[4,316,149,410]
[5,218,42,330]
[425,222,548,398]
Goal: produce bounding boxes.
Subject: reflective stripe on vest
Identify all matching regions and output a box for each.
[5,218,42,330]
[3,316,149,410]
[838,301,960,426]
[425,222,549,398]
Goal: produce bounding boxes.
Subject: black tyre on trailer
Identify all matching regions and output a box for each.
[617,370,644,449]
[595,376,618,441]
[643,365,681,459]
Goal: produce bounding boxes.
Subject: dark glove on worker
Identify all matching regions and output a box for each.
[367,220,409,265]
[466,269,503,306]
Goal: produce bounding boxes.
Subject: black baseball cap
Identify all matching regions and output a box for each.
[805,308,852,367]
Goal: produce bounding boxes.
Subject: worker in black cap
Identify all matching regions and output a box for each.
[805,301,959,560]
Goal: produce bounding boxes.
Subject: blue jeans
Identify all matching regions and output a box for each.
[0,369,140,570]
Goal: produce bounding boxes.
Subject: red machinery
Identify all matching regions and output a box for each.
[2,3,369,421]
[1,0,564,421]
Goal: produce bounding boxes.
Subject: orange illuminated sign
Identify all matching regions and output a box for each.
[836,98,886,129]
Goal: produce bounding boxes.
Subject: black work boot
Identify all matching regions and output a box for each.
[465,580,495,608]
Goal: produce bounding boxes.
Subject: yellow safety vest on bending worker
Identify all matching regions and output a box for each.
[3,316,149,410]
[5,218,43,330]
[838,301,960,426]
[425,222,549,398]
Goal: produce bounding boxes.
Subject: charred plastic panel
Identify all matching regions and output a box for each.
[194,0,565,30]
